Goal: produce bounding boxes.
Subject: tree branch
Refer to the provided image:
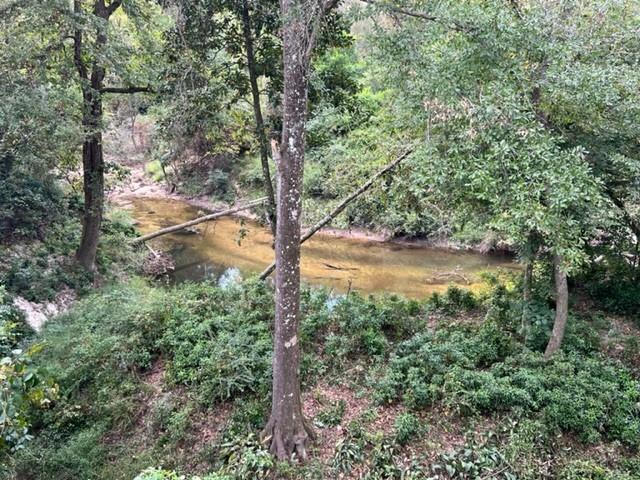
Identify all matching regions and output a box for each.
[100,85,153,94]
[259,150,413,280]
[605,189,640,242]
[303,0,342,65]
[359,0,472,33]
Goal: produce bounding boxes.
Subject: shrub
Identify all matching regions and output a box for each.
[501,418,550,479]
[314,399,346,428]
[0,172,63,242]
[0,206,139,302]
[0,338,58,452]
[0,287,55,453]
[214,433,273,479]
[321,293,422,365]
[430,436,515,479]
[393,412,421,445]
[144,160,167,183]
[580,255,640,321]
[375,318,640,448]
[206,169,234,202]
[0,287,32,355]
[157,281,273,404]
[427,286,479,314]
[135,468,231,480]
[2,250,91,302]
[375,320,515,409]
[558,460,639,480]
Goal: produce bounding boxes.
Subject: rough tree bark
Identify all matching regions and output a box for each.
[241,0,277,234]
[261,0,336,461]
[544,255,569,358]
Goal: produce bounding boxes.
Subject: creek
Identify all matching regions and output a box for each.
[128,197,517,298]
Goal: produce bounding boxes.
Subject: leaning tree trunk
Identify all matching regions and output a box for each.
[544,255,568,358]
[261,0,316,461]
[241,0,277,234]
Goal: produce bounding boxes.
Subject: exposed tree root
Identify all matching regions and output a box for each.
[261,416,315,462]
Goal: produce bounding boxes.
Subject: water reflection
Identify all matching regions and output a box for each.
[127,197,518,298]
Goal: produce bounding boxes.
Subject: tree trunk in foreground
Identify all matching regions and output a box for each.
[262,0,337,461]
[241,0,277,234]
[544,255,568,358]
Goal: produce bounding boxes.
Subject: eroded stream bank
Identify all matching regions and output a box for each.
[125,197,517,298]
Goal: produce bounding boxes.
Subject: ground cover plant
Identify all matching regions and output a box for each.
[1,279,638,479]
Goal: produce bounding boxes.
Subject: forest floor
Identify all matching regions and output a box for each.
[3,278,639,480]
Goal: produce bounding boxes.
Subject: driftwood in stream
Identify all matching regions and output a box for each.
[259,150,413,280]
[130,198,267,244]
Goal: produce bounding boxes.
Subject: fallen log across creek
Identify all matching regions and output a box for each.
[130,197,267,244]
[259,150,413,280]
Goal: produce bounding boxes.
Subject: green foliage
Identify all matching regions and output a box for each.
[0,172,64,243]
[135,468,231,480]
[377,325,640,447]
[393,412,421,445]
[145,160,168,183]
[225,397,269,437]
[0,277,637,478]
[0,205,139,302]
[332,433,365,474]
[0,292,58,453]
[320,293,422,365]
[500,418,549,479]
[428,286,479,314]
[135,469,187,480]
[149,395,194,448]
[330,424,429,479]
[206,169,234,202]
[157,281,273,404]
[366,0,640,267]
[581,255,640,321]
[558,460,640,480]
[0,288,31,356]
[314,399,346,428]
[431,435,515,479]
[214,433,273,480]
[375,320,516,409]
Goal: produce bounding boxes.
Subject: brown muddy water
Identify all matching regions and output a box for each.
[127,197,518,298]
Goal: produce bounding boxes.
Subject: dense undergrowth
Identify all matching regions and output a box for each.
[1,278,638,480]
[0,190,144,303]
